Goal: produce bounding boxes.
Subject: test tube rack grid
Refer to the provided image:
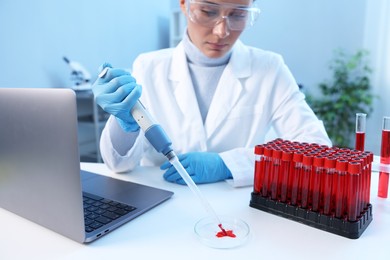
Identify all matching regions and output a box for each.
[249,138,374,239]
[250,194,372,239]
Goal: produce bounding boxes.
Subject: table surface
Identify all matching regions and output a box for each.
[1,162,389,260]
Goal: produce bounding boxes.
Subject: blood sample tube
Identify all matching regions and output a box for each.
[280,150,293,202]
[310,156,324,212]
[261,146,273,197]
[271,149,282,200]
[334,159,348,219]
[253,145,265,194]
[378,116,390,198]
[355,113,366,151]
[322,156,335,216]
[353,155,368,213]
[325,156,337,215]
[301,153,313,209]
[347,161,361,222]
[290,151,304,205]
[363,151,374,206]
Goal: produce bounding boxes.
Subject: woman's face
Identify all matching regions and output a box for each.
[180,0,253,58]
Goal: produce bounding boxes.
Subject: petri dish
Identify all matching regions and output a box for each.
[194,215,250,249]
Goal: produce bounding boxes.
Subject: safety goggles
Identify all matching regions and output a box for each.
[186,0,261,31]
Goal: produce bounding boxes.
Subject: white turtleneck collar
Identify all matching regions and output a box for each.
[182,31,232,67]
[181,30,233,123]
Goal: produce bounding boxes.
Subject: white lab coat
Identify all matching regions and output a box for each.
[100,40,331,187]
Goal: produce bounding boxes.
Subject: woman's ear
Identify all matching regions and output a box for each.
[179,0,187,15]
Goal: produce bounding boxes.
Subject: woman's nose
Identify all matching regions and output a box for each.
[212,16,230,38]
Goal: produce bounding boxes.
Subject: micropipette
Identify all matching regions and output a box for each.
[168,155,228,235]
[98,67,228,234]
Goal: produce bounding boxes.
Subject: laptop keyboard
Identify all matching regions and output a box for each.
[83,192,137,233]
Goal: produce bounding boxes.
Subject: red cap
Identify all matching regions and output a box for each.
[351,149,363,156]
[264,146,273,157]
[272,149,282,159]
[282,150,293,161]
[325,148,338,156]
[313,156,324,167]
[291,141,302,149]
[319,144,330,151]
[300,142,309,147]
[348,161,361,174]
[335,159,348,172]
[363,151,374,163]
[320,151,332,157]
[269,138,284,146]
[254,145,264,155]
[339,147,352,154]
[330,147,340,152]
[308,143,321,149]
[335,153,353,161]
[324,156,337,169]
[293,151,304,163]
[302,154,313,166]
[353,155,367,167]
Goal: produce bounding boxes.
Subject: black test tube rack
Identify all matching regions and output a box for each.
[249,139,373,239]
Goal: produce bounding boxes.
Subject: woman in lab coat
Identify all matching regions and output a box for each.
[93,0,331,187]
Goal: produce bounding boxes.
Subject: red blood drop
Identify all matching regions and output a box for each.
[216,229,236,238]
[216,224,236,238]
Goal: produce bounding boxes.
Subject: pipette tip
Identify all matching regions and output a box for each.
[216,223,236,238]
[218,224,228,235]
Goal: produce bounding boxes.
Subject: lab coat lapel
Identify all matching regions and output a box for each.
[168,43,207,148]
[205,40,251,138]
[169,43,202,122]
[204,67,242,138]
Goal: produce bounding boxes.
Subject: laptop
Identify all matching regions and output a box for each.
[0,88,173,243]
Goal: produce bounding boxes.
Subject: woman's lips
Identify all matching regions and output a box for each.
[207,42,228,51]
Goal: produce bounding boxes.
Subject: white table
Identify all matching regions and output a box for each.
[1,162,389,260]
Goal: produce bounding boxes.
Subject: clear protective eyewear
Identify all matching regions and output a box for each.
[186,0,261,31]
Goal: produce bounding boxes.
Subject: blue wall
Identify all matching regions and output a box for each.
[0,0,367,90]
[2,0,383,152]
[0,0,171,88]
[240,0,367,93]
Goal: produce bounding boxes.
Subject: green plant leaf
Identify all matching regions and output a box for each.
[306,48,375,148]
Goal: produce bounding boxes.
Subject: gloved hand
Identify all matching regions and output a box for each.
[92,63,141,132]
[160,152,233,185]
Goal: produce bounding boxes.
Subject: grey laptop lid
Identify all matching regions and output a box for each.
[0,88,173,243]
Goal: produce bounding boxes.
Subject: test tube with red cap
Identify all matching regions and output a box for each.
[290,151,304,205]
[261,146,273,197]
[322,156,336,216]
[363,151,373,206]
[352,155,368,213]
[310,155,324,212]
[347,161,361,221]
[334,159,348,219]
[326,156,337,215]
[280,150,293,203]
[378,116,390,198]
[355,113,366,151]
[253,145,265,194]
[270,149,282,200]
[301,153,314,209]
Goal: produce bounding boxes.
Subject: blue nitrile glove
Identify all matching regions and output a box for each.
[92,63,141,132]
[160,152,233,185]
